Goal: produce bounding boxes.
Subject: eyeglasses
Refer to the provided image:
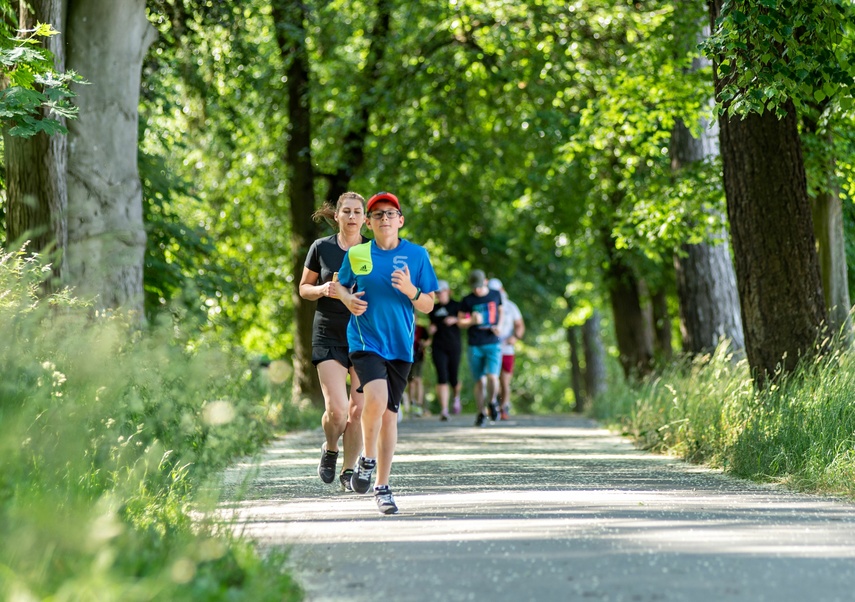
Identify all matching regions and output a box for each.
[369,209,402,220]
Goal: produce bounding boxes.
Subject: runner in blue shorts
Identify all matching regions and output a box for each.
[458,269,504,427]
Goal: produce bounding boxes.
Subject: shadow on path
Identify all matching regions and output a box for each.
[220,414,855,602]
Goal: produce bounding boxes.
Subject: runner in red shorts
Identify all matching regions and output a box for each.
[488,278,525,420]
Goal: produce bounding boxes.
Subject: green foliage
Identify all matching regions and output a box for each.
[141,1,295,357]
[132,0,854,435]
[136,0,737,397]
[561,1,724,263]
[140,149,238,328]
[703,0,855,117]
[594,339,855,498]
[0,250,304,600]
[0,22,83,137]
[512,325,581,414]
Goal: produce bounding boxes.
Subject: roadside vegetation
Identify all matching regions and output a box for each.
[0,251,308,601]
[593,340,855,499]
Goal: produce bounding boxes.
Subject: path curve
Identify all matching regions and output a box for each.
[221,414,855,602]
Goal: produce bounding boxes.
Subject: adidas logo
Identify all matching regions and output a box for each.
[359,265,368,272]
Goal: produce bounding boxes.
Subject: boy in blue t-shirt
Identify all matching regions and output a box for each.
[336,191,439,515]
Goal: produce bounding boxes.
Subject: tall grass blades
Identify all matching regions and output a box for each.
[594,339,855,499]
[0,250,302,601]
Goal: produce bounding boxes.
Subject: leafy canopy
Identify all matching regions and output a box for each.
[703,0,855,117]
[0,22,84,137]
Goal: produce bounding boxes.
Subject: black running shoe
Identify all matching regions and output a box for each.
[351,456,376,494]
[318,445,338,484]
[488,400,500,421]
[340,469,354,492]
[474,413,487,427]
[374,485,399,515]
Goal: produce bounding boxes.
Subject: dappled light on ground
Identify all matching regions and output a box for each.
[220,415,855,601]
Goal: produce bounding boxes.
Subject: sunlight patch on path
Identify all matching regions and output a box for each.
[226,488,855,558]
[220,415,855,602]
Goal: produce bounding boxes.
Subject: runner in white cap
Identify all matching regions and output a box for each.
[488,278,525,420]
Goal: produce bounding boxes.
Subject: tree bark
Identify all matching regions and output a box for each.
[271,0,322,405]
[671,119,744,355]
[582,310,607,401]
[650,283,672,360]
[3,0,67,286]
[803,118,852,345]
[567,325,585,412]
[65,0,155,316]
[606,239,654,378]
[812,185,852,343]
[710,0,828,385]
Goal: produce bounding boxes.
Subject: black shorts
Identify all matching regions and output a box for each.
[350,351,411,413]
[312,345,351,368]
[431,345,461,387]
[408,358,424,381]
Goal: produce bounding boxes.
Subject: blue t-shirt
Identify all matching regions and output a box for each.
[338,239,439,362]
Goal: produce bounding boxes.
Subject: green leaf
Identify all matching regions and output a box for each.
[0,86,43,111]
[0,46,45,67]
[32,22,60,38]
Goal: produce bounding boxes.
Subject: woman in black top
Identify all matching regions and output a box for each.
[428,280,463,420]
[299,192,370,490]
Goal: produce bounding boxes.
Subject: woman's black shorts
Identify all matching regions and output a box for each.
[312,345,351,368]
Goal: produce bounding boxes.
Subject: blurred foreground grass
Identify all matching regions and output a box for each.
[0,250,310,601]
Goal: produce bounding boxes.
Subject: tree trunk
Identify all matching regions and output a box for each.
[650,284,672,360]
[324,0,391,202]
[567,325,585,412]
[606,241,654,378]
[671,118,744,355]
[674,237,744,354]
[582,310,607,401]
[812,186,852,343]
[803,121,852,345]
[65,0,155,316]
[271,0,322,405]
[711,0,827,385]
[3,0,67,286]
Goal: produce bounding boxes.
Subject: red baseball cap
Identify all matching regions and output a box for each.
[367,191,401,212]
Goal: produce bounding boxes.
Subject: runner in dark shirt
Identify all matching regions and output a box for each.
[458,269,503,426]
[428,280,463,420]
[299,192,370,491]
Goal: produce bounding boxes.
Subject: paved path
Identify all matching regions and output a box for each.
[221,414,855,601]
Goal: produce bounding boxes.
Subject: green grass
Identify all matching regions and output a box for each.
[0,251,303,601]
[592,341,855,498]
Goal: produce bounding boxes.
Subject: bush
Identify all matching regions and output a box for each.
[593,339,855,499]
[0,250,303,601]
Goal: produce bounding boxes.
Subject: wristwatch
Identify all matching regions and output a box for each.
[411,287,422,301]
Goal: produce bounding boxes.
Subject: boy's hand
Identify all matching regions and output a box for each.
[342,289,368,315]
[338,281,368,316]
[392,264,418,299]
